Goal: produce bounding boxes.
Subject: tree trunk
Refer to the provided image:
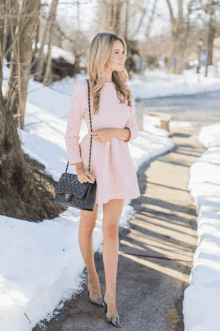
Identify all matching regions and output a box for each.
[43,0,59,86]
[4,0,40,129]
[98,0,123,35]
[33,0,41,62]
[145,0,157,41]
[176,0,193,74]
[0,87,53,221]
[207,15,215,65]
[0,1,6,92]
[124,0,129,42]
[0,0,65,222]
[34,6,50,81]
[2,0,9,57]
[0,0,46,220]
[166,0,187,73]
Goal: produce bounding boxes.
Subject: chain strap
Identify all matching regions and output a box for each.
[65,79,93,173]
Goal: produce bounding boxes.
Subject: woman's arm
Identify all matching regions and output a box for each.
[113,97,139,142]
[72,162,84,173]
[112,128,131,141]
[65,83,85,168]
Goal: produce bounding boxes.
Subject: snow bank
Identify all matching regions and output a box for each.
[183,123,220,331]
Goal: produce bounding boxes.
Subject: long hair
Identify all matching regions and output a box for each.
[87,32,133,116]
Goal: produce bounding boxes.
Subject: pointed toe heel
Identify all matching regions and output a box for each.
[88,289,105,307]
[106,315,121,328]
[103,290,121,328]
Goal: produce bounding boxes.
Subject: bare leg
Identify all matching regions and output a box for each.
[102,198,124,317]
[78,203,101,299]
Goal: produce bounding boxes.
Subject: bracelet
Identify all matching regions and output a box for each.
[77,168,85,175]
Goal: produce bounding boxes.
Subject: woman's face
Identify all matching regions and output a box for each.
[105,40,125,72]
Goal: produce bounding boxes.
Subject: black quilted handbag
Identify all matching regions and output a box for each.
[54,79,97,211]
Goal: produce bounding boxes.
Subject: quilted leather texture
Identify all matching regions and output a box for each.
[55,173,90,198]
[54,173,97,210]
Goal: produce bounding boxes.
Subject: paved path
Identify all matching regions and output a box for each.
[33,121,206,331]
[141,89,220,129]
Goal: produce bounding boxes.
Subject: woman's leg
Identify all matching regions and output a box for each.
[102,198,124,317]
[78,203,100,299]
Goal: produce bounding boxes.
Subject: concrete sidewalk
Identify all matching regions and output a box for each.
[33,123,206,331]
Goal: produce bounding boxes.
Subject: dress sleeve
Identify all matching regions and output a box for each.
[64,83,85,165]
[124,96,139,142]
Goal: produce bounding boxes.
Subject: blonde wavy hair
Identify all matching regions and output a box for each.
[87,32,133,116]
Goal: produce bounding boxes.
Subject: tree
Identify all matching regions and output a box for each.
[0,0,59,221]
[166,0,187,73]
[35,0,59,84]
[203,0,219,76]
[98,0,124,35]
[144,0,158,41]
[3,0,40,129]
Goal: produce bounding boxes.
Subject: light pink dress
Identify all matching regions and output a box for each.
[65,79,141,204]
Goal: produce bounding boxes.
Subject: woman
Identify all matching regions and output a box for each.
[65,32,141,328]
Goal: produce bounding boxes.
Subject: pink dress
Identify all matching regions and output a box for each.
[65,79,141,204]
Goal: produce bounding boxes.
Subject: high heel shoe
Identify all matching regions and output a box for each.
[87,281,105,307]
[103,289,121,328]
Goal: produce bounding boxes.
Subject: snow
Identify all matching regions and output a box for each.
[49,66,220,99]
[183,123,220,331]
[34,43,75,64]
[1,59,220,330]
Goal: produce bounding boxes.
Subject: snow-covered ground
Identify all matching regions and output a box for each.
[49,65,220,99]
[183,123,220,331]
[1,59,220,331]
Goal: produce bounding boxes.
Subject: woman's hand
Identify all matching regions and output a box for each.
[90,128,116,143]
[77,169,96,184]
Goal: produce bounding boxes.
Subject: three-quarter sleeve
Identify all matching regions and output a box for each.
[64,83,85,165]
[124,96,139,142]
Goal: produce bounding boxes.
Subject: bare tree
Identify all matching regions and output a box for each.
[3,0,40,129]
[33,0,41,60]
[1,0,9,57]
[98,0,124,35]
[144,0,158,41]
[130,2,147,39]
[187,0,220,75]
[35,0,59,84]
[165,0,197,73]
[0,0,59,221]
[203,0,218,76]
[177,0,195,73]
[63,26,90,74]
